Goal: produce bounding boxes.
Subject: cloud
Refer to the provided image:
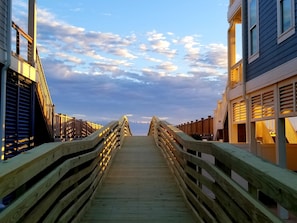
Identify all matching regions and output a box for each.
[12,2,228,134]
[203,43,228,68]
[146,31,177,58]
[180,35,201,62]
[155,62,178,72]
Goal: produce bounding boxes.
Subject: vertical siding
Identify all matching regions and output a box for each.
[246,1,297,81]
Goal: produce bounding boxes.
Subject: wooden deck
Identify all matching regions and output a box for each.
[81,136,197,223]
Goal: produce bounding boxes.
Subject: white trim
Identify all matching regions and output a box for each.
[248,51,259,63]
[10,55,36,82]
[228,0,242,22]
[246,56,297,94]
[278,26,295,43]
[277,0,295,44]
[278,78,297,117]
[249,86,276,121]
[229,84,244,101]
[248,0,259,61]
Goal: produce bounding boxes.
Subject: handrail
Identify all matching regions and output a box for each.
[36,51,55,138]
[11,21,33,64]
[149,116,297,222]
[0,116,131,223]
[11,21,54,139]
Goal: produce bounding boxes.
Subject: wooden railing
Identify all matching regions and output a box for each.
[176,116,213,140]
[54,113,103,141]
[36,51,55,138]
[0,116,131,223]
[149,116,297,222]
[11,21,54,139]
[11,21,33,65]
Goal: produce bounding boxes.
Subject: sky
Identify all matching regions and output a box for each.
[12,0,229,135]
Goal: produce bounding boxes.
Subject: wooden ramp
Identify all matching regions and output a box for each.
[81,136,197,223]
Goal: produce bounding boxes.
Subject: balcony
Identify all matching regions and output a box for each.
[10,21,36,81]
[228,0,242,23]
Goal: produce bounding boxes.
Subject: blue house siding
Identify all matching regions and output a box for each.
[246,1,297,82]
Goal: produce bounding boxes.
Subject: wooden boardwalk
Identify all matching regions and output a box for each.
[81,136,197,223]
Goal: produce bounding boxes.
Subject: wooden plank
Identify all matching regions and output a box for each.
[185,167,233,223]
[0,123,114,198]
[152,117,297,216]
[184,152,282,222]
[211,142,297,214]
[0,116,129,223]
[81,136,197,223]
[22,152,103,222]
[0,142,105,223]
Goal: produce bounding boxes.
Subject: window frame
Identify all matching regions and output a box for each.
[277,0,295,44]
[248,0,259,63]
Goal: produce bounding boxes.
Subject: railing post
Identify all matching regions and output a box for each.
[16,29,20,55]
[197,151,202,194]
[201,118,204,138]
[276,117,289,220]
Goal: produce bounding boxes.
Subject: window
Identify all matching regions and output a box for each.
[248,0,259,62]
[232,100,246,123]
[277,0,295,43]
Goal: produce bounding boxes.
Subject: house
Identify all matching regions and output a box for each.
[0,0,54,160]
[0,0,102,160]
[214,0,297,171]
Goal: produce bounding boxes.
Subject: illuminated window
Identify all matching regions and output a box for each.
[277,0,295,43]
[232,100,246,123]
[248,0,259,62]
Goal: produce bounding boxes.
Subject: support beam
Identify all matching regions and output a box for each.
[250,121,257,154]
[276,117,289,219]
[28,0,37,66]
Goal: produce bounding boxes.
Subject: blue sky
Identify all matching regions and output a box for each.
[13,0,229,135]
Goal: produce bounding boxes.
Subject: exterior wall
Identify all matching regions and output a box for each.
[4,71,36,159]
[0,0,8,63]
[246,1,297,82]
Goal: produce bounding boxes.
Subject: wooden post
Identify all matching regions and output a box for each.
[201,118,204,137]
[28,0,36,66]
[250,121,257,154]
[276,117,288,219]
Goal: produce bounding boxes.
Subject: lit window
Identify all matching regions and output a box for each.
[248,0,259,61]
[277,0,295,43]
